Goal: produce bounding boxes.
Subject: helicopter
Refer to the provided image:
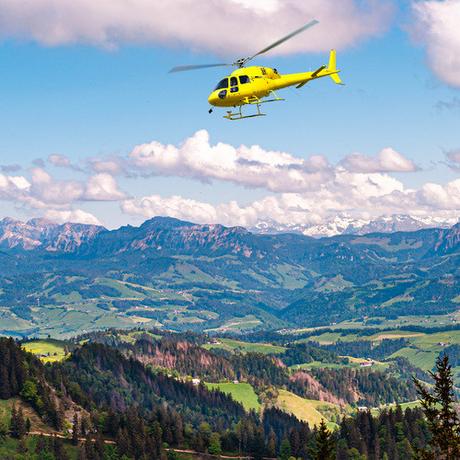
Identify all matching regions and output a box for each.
[169,20,343,120]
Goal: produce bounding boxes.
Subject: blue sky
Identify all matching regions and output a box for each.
[0,0,459,232]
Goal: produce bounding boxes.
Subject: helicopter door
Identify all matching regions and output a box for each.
[229,76,239,93]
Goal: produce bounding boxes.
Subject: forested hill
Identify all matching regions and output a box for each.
[1,217,459,336]
[0,334,432,459]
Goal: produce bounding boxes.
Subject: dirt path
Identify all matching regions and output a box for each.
[27,431,276,459]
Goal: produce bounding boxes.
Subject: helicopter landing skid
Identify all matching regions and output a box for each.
[224,92,284,120]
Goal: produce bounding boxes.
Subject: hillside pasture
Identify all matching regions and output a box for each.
[275,389,340,429]
[205,382,261,412]
[203,337,286,355]
[22,339,68,363]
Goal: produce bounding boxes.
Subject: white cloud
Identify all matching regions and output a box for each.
[129,131,419,191]
[84,173,126,201]
[341,148,417,173]
[0,167,125,217]
[417,179,460,210]
[44,209,102,226]
[30,168,84,205]
[129,130,333,192]
[411,0,460,87]
[0,173,31,200]
[121,174,460,229]
[0,131,457,232]
[0,0,392,54]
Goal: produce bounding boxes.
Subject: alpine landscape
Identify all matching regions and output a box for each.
[1,0,460,459]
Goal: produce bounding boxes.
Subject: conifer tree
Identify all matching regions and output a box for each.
[72,413,80,445]
[10,404,27,439]
[413,355,460,459]
[266,429,277,458]
[208,432,222,456]
[310,419,335,460]
[279,438,291,460]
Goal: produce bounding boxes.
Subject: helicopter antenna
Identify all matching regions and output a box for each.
[169,19,319,73]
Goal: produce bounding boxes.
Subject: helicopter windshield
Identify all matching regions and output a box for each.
[214,78,228,90]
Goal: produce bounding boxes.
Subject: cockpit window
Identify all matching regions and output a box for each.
[215,78,228,90]
[239,75,250,84]
[230,77,238,87]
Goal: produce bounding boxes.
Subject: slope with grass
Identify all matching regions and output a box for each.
[275,389,341,429]
[203,338,286,355]
[205,382,261,412]
[22,340,68,363]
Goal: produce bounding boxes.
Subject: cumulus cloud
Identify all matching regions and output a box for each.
[128,131,420,190]
[0,166,125,221]
[129,130,333,192]
[84,173,126,201]
[417,179,460,210]
[44,209,102,226]
[0,130,458,230]
[411,0,460,87]
[0,0,392,54]
[341,148,418,173]
[0,173,30,200]
[121,173,460,229]
[29,168,84,206]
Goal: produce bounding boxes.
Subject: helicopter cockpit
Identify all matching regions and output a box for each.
[215,78,228,90]
[214,75,250,91]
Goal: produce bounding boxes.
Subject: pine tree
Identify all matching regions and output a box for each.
[10,404,27,439]
[266,429,277,458]
[208,432,222,456]
[310,420,335,460]
[72,413,80,445]
[413,355,460,459]
[279,438,291,460]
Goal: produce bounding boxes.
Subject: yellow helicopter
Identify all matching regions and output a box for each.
[170,20,343,120]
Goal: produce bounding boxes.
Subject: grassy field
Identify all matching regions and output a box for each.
[203,337,286,355]
[297,331,359,345]
[275,389,340,429]
[389,331,460,372]
[205,382,261,412]
[290,322,460,375]
[22,340,69,363]
[291,357,389,371]
[288,313,460,335]
[205,315,263,333]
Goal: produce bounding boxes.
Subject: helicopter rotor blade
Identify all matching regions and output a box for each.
[246,19,319,63]
[169,63,231,73]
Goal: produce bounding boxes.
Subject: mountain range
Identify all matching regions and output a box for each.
[250,214,458,237]
[0,215,458,338]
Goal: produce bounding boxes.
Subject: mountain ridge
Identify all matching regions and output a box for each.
[1,214,458,254]
[0,215,458,337]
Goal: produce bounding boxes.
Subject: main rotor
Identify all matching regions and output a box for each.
[169,19,319,73]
